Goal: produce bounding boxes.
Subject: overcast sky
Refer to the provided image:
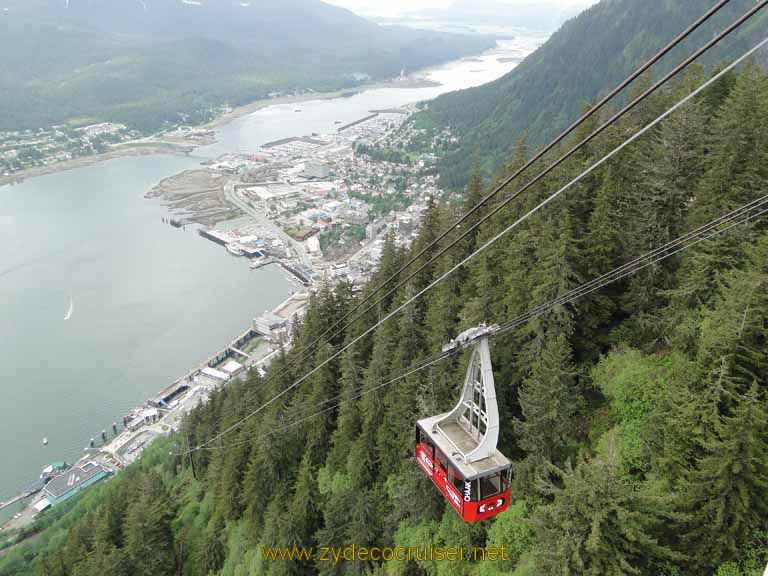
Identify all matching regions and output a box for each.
[326,0,598,18]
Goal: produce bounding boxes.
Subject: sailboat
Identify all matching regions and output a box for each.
[64,297,74,321]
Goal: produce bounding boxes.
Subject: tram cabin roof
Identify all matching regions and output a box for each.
[417,414,510,481]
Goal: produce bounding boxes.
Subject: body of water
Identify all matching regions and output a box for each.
[0,33,541,514]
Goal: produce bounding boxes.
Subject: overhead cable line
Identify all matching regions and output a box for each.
[258,194,768,431]
[192,0,741,450]
[181,32,768,455]
[493,197,768,336]
[181,351,453,453]
[180,194,768,455]
[280,0,737,375]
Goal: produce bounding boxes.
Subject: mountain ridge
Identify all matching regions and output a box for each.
[417,0,768,189]
[0,0,494,132]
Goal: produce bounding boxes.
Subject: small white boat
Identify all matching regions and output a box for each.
[226,244,244,257]
[64,297,74,321]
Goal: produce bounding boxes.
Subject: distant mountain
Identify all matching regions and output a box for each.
[418,0,768,189]
[0,0,494,132]
[415,0,594,32]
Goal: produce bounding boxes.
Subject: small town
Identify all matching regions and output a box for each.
[176,105,451,289]
[0,123,139,175]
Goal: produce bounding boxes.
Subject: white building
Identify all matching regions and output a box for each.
[306,235,321,254]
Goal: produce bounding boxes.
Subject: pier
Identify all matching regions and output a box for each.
[338,113,379,132]
[278,261,311,285]
[152,326,262,404]
[262,136,328,149]
[250,256,276,270]
[0,484,41,512]
[230,347,250,359]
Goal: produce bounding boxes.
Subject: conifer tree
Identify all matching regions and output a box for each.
[580,166,627,351]
[463,135,530,325]
[71,542,127,576]
[695,234,768,398]
[532,455,677,575]
[679,384,768,572]
[514,330,582,464]
[674,64,768,308]
[123,475,176,576]
[325,349,364,474]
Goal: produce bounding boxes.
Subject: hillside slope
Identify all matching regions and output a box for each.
[419,0,768,189]
[0,0,493,132]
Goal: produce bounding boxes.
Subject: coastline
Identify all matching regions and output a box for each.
[0,76,441,190]
[0,142,195,188]
[202,76,441,132]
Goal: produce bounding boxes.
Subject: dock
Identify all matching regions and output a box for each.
[151,325,262,404]
[338,113,379,132]
[262,136,328,149]
[250,256,275,270]
[0,484,41,512]
[370,108,409,115]
[278,261,312,285]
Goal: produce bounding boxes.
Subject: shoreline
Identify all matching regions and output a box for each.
[0,32,545,537]
[0,142,195,188]
[202,76,441,132]
[0,289,310,536]
[0,76,442,190]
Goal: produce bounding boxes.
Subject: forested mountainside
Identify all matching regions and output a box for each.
[0,0,492,132]
[3,60,768,576]
[417,0,768,190]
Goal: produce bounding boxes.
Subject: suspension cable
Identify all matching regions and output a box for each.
[257,194,768,427]
[183,351,453,453]
[180,197,768,455]
[276,0,755,382]
[181,34,768,455]
[495,199,768,336]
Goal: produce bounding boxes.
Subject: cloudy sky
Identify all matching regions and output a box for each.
[326,0,598,18]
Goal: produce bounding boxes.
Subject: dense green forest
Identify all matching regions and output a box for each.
[417,0,768,190]
[0,0,492,133]
[2,55,767,575]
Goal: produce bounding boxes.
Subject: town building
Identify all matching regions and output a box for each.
[254,312,287,336]
[41,461,110,507]
[304,161,330,179]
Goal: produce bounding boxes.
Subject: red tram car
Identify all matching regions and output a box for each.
[414,327,511,523]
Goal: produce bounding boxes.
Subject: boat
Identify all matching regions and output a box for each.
[64,297,74,321]
[226,244,244,257]
[40,461,68,483]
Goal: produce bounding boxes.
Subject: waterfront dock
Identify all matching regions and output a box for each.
[0,485,41,513]
[338,113,378,132]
